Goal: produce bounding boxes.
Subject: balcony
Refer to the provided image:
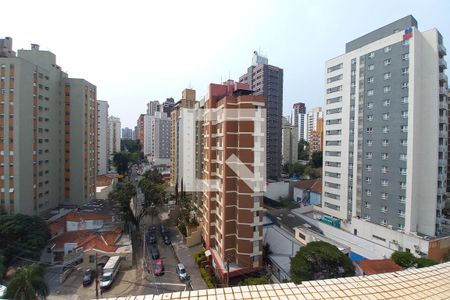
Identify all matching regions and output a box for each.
[439,44,447,56]
[440,73,448,83]
[438,173,446,182]
[440,86,448,95]
[439,116,447,124]
[439,100,448,110]
[398,212,405,218]
[439,131,448,138]
[439,145,447,153]
[439,58,447,70]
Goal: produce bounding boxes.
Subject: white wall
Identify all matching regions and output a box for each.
[264,181,289,201]
[97,100,109,175]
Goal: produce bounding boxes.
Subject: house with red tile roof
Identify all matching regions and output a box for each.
[355,259,402,275]
[293,179,322,206]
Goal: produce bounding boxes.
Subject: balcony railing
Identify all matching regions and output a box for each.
[439,116,447,124]
[439,58,447,70]
[440,86,448,95]
[439,44,447,56]
[440,73,448,83]
[439,100,448,110]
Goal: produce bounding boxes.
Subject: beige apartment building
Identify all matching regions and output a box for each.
[0,38,97,215]
[201,81,265,282]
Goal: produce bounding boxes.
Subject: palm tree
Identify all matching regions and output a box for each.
[6,263,49,300]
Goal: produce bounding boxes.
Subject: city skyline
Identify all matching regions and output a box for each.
[2,1,449,128]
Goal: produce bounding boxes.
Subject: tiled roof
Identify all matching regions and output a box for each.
[52,228,122,253]
[356,259,403,275]
[48,218,66,236]
[65,212,112,222]
[98,262,450,299]
[96,175,116,187]
[293,179,322,194]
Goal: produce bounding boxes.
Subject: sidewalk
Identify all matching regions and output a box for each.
[171,231,208,290]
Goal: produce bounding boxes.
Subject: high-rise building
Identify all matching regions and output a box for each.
[147,100,161,116]
[282,117,299,165]
[162,97,175,116]
[97,100,109,175]
[240,51,283,180]
[121,127,133,140]
[108,116,121,156]
[136,114,145,146]
[323,15,448,255]
[0,38,97,214]
[291,102,307,141]
[143,112,171,165]
[170,89,197,187]
[307,107,324,155]
[201,81,265,282]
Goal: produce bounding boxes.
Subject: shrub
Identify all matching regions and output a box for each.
[239,276,268,286]
[194,250,207,265]
[177,223,187,237]
[415,257,437,268]
[199,267,215,288]
[391,251,416,268]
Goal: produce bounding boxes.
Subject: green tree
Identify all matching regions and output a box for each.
[290,241,354,283]
[121,139,141,153]
[390,251,416,268]
[110,180,139,228]
[139,169,167,225]
[113,152,131,175]
[298,140,310,161]
[0,254,5,279]
[310,151,323,168]
[415,257,437,268]
[6,263,49,300]
[0,214,50,265]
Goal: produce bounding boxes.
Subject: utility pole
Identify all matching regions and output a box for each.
[95,252,99,299]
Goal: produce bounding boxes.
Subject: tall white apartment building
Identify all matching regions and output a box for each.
[143,112,171,165]
[323,16,448,256]
[108,116,121,155]
[97,100,109,175]
[147,100,160,116]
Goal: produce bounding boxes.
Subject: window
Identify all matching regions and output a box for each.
[400,168,407,175]
[366,152,373,159]
[326,107,342,114]
[366,189,372,196]
[368,64,374,70]
[327,74,343,83]
[367,115,373,121]
[384,59,391,66]
[401,111,408,118]
[381,179,389,186]
[402,53,409,61]
[365,202,371,208]
[327,63,343,73]
[402,67,409,75]
[382,153,389,160]
[367,102,374,109]
[324,202,340,210]
[381,206,388,213]
[382,113,390,120]
[400,182,407,190]
[399,195,406,203]
[366,177,372,184]
[401,139,407,146]
[381,166,388,173]
[384,46,392,53]
[402,39,409,45]
[368,52,375,58]
[367,89,374,96]
[401,125,408,133]
[398,209,405,217]
[384,72,391,80]
[401,96,408,104]
[382,139,389,147]
[380,219,387,226]
[400,153,407,161]
[383,99,390,106]
[383,86,391,93]
[89,255,95,263]
[366,164,372,171]
[381,193,388,200]
[382,126,390,133]
[366,127,373,134]
[366,140,373,146]
[402,82,408,89]
[367,77,374,83]
[327,96,342,104]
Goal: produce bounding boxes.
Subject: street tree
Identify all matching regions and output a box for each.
[310,151,323,168]
[139,169,167,225]
[298,140,309,161]
[0,214,50,266]
[113,152,131,175]
[6,263,49,300]
[290,241,355,283]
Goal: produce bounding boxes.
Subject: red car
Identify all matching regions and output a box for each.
[154,258,164,276]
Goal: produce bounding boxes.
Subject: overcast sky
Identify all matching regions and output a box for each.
[3,0,450,128]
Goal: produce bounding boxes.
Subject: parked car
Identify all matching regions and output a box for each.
[148,231,157,244]
[154,258,164,276]
[163,233,171,245]
[83,268,95,287]
[176,263,188,281]
[150,245,160,260]
[159,224,166,236]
